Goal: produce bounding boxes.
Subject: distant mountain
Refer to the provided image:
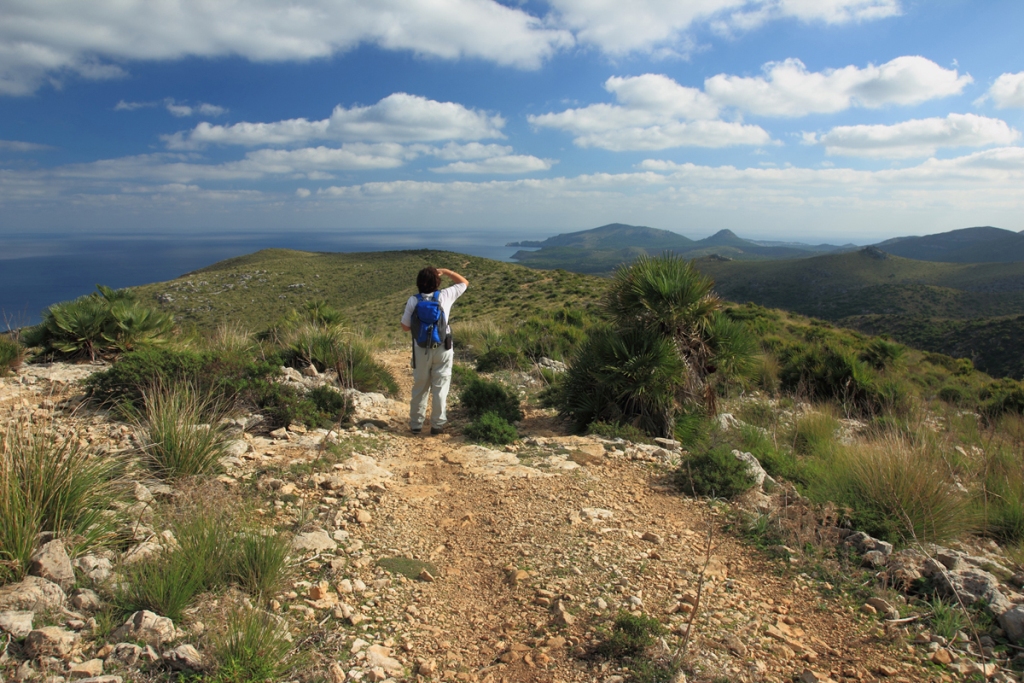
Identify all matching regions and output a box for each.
[875,226,1024,263]
[509,223,842,272]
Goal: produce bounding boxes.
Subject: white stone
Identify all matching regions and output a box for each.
[0,610,34,638]
[293,530,338,553]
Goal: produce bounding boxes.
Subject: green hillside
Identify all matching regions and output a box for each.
[511,223,838,272]
[877,226,1024,263]
[132,248,604,334]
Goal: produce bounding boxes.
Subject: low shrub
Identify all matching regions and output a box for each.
[460,377,523,423]
[133,384,228,479]
[305,385,352,425]
[211,607,294,683]
[807,436,974,544]
[791,411,840,458]
[23,285,173,360]
[450,363,480,390]
[937,384,969,406]
[592,612,665,659]
[676,444,755,499]
[0,423,124,585]
[981,381,1024,417]
[0,335,25,375]
[860,339,907,371]
[464,412,518,445]
[229,532,291,602]
[981,446,1024,544]
[737,425,807,485]
[586,421,652,444]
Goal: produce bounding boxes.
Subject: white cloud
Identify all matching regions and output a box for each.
[807,114,1020,158]
[719,0,899,33]
[431,155,553,174]
[0,0,573,96]
[165,93,504,149]
[166,101,228,117]
[548,0,898,55]
[429,142,513,160]
[705,56,971,117]
[0,139,53,152]
[295,188,311,198]
[115,100,157,111]
[982,72,1024,109]
[530,74,770,151]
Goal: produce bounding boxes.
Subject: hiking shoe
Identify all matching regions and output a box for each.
[430,427,445,436]
[410,427,422,434]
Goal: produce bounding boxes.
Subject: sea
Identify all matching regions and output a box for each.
[0,229,539,328]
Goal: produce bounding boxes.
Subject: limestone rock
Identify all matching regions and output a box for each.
[29,540,75,590]
[998,604,1024,644]
[68,660,103,678]
[73,556,113,584]
[293,529,337,553]
[109,643,142,666]
[365,645,402,675]
[0,610,34,638]
[224,440,249,458]
[164,644,204,671]
[112,610,176,646]
[74,678,122,683]
[934,567,1012,615]
[25,626,80,658]
[71,589,102,612]
[0,576,66,612]
[732,450,776,489]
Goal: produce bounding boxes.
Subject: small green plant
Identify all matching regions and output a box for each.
[133,384,228,479]
[211,607,294,683]
[676,445,755,499]
[791,411,840,457]
[593,612,666,659]
[377,556,438,580]
[459,377,523,423]
[116,548,206,622]
[929,597,966,640]
[305,385,352,425]
[463,412,518,445]
[586,421,653,444]
[0,335,25,375]
[229,532,291,601]
[0,423,124,585]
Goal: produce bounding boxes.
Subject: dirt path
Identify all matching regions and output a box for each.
[0,359,940,683]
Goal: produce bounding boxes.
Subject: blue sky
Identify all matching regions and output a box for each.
[1,0,1023,243]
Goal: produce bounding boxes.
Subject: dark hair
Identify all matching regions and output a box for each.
[417,267,441,294]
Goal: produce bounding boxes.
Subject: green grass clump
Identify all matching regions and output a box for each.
[593,612,666,659]
[676,444,755,499]
[807,435,973,544]
[229,532,292,602]
[211,607,294,683]
[459,377,523,423]
[0,423,124,585]
[928,598,965,641]
[463,412,518,445]
[791,411,840,458]
[133,384,228,480]
[586,421,653,444]
[0,335,25,375]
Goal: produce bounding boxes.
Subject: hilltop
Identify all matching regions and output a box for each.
[509,224,849,273]
[877,226,1024,263]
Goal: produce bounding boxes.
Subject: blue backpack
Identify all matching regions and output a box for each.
[411,292,446,348]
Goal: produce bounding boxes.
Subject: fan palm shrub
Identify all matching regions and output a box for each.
[556,253,754,437]
[23,285,173,361]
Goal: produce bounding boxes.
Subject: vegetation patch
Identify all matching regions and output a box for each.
[459,377,523,423]
[0,335,25,375]
[676,445,755,499]
[464,411,518,445]
[211,607,295,683]
[132,383,229,479]
[377,556,438,580]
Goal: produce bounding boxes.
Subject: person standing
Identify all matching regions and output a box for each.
[401,266,468,434]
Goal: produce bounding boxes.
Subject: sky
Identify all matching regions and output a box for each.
[1,0,1023,243]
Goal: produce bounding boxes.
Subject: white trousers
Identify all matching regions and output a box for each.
[410,345,454,430]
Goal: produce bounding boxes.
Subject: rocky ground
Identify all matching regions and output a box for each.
[2,353,1023,683]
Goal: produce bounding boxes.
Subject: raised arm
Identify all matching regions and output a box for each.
[438,268,468,287]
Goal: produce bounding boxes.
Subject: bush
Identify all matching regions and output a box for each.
[557,327,683,437]
[937,384,969,406]
[460,378,523,423]
[860,339,907,371]
[737,425,807,485]
[676,445,755,499]
[229,532,291,602]
[791,412,840,458]
[586,421,653,444]
[211,607,294,683]
[0,335,25,375]
[133,384,228,479]
[593,612,665,659]
[0,423,124,585]
[464,412,518,445]
[450,363,480,390]
[286,325,398,396]
[23,285,173,360]
[807,436,974,544]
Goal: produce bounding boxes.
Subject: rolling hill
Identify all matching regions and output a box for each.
[876,226,1024,263]
[509,223,847,272]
